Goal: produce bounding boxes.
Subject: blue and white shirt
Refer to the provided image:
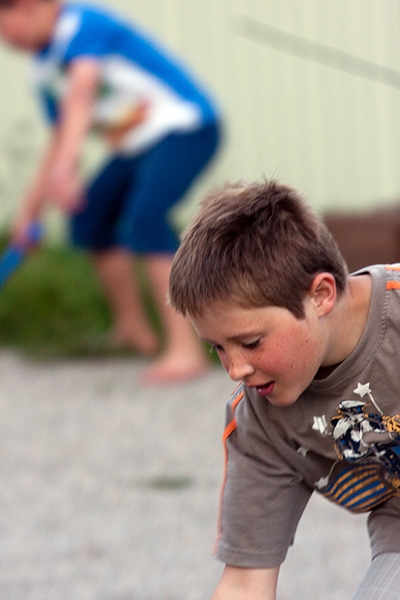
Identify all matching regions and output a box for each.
[32,3,219,154]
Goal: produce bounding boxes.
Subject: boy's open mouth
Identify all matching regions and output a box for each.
[254,382,275,396]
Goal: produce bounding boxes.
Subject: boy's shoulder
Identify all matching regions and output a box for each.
[60,2,135,31]
[58,2,119,30]
[43,2,129,61]
[351,262,400,304]
[227,383,245,413]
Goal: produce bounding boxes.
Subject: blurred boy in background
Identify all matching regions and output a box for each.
[0,0,221,383]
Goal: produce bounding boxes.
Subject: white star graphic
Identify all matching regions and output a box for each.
[312,415,328,434]
[353,382,382,414]
[297,446,309,457]
[315,476,329,489]
[353,382,372,398]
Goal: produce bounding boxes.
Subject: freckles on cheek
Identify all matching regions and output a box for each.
[272,335,306,373]
[268,337,291,370]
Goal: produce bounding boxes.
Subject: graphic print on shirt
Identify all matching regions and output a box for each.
[313,382,400,512]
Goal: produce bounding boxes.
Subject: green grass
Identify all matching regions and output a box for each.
[0,235,219,364]
[0,240,161,359]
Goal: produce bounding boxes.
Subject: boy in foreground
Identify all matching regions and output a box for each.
[169,180,400,599]
[0,0,221,384]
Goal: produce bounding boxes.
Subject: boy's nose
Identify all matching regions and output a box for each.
[227,354,255,381]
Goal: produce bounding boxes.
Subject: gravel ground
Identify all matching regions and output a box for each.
[0,351,371,599]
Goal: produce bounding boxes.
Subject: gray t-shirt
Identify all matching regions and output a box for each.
[216,264,400,568]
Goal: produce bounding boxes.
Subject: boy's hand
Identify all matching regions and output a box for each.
[46,164,84,213]
[212,565,279,600]
[11,214,42,249]
[101,100,150,147]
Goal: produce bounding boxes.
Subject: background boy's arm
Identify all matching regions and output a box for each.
[212,565,280,600]
[13,58,101,243]
[46,57,100,212]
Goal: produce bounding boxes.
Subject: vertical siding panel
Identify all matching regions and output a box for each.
[1,0,400,227]
[378,2,400,199]
[226,0,400,210]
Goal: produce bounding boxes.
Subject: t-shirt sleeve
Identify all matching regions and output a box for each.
[63,10,114,62]
[215,397,312,568]
[367,495,400,558]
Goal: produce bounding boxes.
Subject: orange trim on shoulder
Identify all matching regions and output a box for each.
[384,265,400,289]
[222,417,237,443]
[221,388,244,444]
[231,388,245,412]
[213,388,245,555]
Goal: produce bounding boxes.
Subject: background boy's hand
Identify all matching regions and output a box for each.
[11,213,41,249]
[45,164,85,214]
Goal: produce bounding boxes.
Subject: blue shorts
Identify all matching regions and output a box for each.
[70,123,221,254]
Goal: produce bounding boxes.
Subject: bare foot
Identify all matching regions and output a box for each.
[111,327,160,356]
[140,352,210,385]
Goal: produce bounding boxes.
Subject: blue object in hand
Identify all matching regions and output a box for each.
[0,222,43,288]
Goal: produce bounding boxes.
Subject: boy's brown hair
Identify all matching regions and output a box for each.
[169,180,348,319]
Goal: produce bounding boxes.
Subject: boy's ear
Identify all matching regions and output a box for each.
[309,272,337,316]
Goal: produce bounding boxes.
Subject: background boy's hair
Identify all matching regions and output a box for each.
[169,180,348,318]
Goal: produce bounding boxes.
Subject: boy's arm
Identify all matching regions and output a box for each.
[212,565,280,600]
[13,58,101,243]
[44,57,101,212]
[12,129,61,244]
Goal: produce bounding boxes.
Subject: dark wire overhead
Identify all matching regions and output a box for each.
[236,15,400,90]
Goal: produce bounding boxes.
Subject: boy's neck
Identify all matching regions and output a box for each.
[35,0,61,48]
[319,273,372,375]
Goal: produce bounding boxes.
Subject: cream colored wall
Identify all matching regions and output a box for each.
[232,0,400,212]
[0,0,399,232]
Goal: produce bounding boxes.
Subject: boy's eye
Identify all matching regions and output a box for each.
[242,339,260,350]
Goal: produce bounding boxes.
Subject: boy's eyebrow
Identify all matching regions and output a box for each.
[199,330,262,345]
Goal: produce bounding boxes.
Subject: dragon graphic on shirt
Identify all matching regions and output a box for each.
[312,382,400,511]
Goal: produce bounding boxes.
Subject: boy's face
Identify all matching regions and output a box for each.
[0,2,47,50]
[192,297,329,407]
